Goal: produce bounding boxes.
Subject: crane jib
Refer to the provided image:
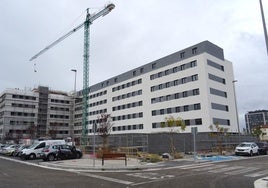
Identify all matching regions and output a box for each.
[29,3,115,62]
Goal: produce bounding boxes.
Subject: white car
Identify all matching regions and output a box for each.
[235,142,259,156]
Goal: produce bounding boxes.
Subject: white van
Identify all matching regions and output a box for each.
[21,140,65,160]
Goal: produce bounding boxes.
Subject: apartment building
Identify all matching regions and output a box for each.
[245,110,268,133]
[75,40,238,138]
[0,86,73,141]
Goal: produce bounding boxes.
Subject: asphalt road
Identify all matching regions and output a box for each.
[0,155,267,188]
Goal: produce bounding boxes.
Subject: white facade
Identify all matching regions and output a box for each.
[82,41,238,135]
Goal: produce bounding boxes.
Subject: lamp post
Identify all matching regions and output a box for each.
[71,69,77,93]
[232,80,241,143]
[259,0,268,55]
[71,69,77,146]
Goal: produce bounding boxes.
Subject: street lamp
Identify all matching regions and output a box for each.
[71,69,77,93]
[70,69,77,146]
[259,0,268,55]
[232,80,241,143]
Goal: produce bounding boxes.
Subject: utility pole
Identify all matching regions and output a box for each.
[259,0,268,55]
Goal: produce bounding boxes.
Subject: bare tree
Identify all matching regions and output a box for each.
[161,115,186,157]
[97,114,113,152]
[209,123,229,154]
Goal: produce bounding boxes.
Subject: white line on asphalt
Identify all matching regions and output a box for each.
[177,163,214,170]
[225,167,259,175]
[245,170,268,178]
[193,164,227,171]
[75,172,133,185]
[0,171,10,177]
[208,166,243,173]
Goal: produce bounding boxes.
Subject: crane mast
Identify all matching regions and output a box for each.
[30,3,115,145]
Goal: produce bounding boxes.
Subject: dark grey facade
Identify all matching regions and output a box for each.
[245,110,268,133]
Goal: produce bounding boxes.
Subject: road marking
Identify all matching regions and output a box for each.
[225,167,259,175]
[245,169,268,178]
[178,163,214,170]
[127,172,174,180]
[76,172,133,185]
[208,166,244,173]
[193,164,227,171]
[0,171,10,177]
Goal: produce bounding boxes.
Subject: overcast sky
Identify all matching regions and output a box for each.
[0,0,268,129]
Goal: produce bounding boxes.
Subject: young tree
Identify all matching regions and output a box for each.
[209,123,229,154]
[97,114,113,152]
[252,126,264,141]
[161,115,186,157]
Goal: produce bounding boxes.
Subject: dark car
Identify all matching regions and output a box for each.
[41,144,82,161]
[256,142,268,155]
[57,145,83,160]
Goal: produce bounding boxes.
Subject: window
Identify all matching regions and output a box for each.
[175,106,180,112]
[194,103,201,110]
[159,96,164,102]
[150,75,155,80]
[181,64,185,70]
[174,80,179,86]
[192,74,198,81]
[173,67,178,73]
[158,72,162,78]
[159,84,163,90]
[140,68,144,73]
[114,78,118,83]
[167,108,172,114]
[182,77,187,84]
[152,110,156,116]
[182,91,188,98]
[184,120,190,126]
[160,109,164,115]
[191,60,197,67]
[184,105,189,111]
[193,89,199,96]
[151,98,156,104]
[166,95,171,101]
[195,118,202,125]
[180,52,185,58]
[165,82,170,88]
[192,47,197,54]
[152,63,156,69]
[165,70,169,75]
[175,93,179,99]
[151,86,155,92]
[133,71,136,76]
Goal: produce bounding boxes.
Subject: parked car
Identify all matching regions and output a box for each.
[21,140,66,160]
[1,145,18,156]
[57,145,82,160]
[235,142,259,156]
[256,142,268,155]
[13,144,30,157]
[41,144,82,161]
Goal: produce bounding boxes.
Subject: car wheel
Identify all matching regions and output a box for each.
[29,153,36,160]
[76,152,82,159]
[48,154,55,161]
[249,150,253,157]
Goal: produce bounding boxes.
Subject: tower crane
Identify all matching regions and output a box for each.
[30,3,115,145]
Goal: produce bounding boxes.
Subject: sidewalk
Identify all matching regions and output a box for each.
[39,154,167,172]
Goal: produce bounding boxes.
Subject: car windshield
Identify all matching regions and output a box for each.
[28,143,39,149]
[238,143,251,147]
